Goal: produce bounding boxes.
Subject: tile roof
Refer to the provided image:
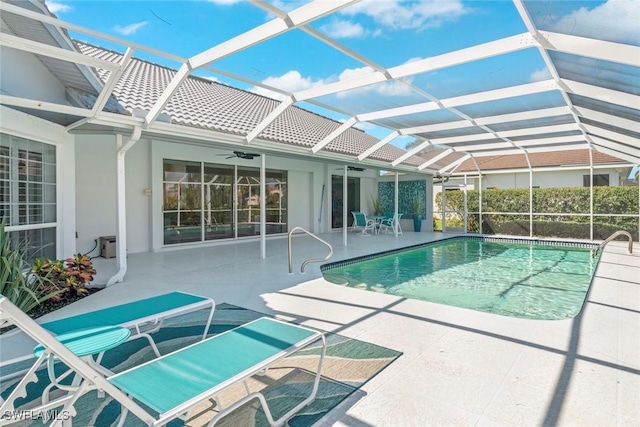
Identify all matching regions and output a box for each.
[455,149,627,172]
[76,42,424,167]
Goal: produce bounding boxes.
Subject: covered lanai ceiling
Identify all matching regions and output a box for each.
[1,0,638,174]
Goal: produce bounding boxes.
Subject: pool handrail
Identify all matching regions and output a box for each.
[594,230,633,257]
[288,227,333,274]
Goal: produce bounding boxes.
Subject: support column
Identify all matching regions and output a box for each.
[260,154,266,259]
[343,165,348,246]
[394,172,399,236]
[479,175,483,234]
[589,150,594,240]
[464,174,468,234]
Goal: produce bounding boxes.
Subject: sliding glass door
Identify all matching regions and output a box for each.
[204,164,234,240]
[331,175,360,229]
[163,159,287,245]
[163,160,202,244]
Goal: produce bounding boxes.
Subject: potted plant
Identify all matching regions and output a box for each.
[413,198,423,232]
[371,195,383,216]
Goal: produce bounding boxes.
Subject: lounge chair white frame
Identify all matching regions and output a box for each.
[0,291,216,382]
[0,295,326,427]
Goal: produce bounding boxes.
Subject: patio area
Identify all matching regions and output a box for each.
[2,231,638,426]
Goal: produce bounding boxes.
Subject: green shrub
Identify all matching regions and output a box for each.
[436,186,639,239]
[0,219,62,313]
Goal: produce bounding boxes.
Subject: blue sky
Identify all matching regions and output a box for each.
[45,0,638,146]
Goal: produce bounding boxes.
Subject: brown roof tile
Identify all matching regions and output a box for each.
[456,149,627,172]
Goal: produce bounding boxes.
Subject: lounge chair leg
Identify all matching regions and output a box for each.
[114,406,129,427]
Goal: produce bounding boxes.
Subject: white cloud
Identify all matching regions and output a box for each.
[338,66,375,80]
[251,70,331,100]
[45,1,72,14]
[320,20,366,39]
[529,67,551,82]
[553,0,640,45]
[114,22,148,36]
[341,0,470,31]
[335,65,414,99]
[250,63,414,101]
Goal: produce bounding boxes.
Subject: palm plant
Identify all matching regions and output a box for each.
[0,218,61,313]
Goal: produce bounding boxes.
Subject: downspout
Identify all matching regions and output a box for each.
[107,127,142,286]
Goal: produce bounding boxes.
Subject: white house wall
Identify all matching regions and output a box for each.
[480,169,621,189]
[0,47,69,105]
[0,106,75,258]
[74,134,151,255]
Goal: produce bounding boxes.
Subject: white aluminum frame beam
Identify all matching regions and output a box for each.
[359,80,557,123]
[458,135,586,152]
[246,97,295,143]
[91,48,134,117]
[399,106,571,135]
[358,131,399,161]
[513,0,597,154]
[418,149,455,170]
[562,79,640,111]
[591,145,640,164]
[295,33,535,101]
[439,154,471,174]
[392,140,433,166]
[0,33,120,71]
[144,0,358,128]
[311,117,358,153]
[0,95,92,117]
[539,31,640,68]
[575,107,639,134]
[587,133,640,159]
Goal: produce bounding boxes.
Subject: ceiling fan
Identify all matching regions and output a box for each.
[334,166,366,172]
[217,151,261,160]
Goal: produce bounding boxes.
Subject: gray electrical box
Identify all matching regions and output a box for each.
[100,236,116,258]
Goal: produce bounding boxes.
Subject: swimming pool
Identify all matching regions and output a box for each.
[321,237,600,320]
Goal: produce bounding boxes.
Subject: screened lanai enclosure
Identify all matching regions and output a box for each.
[0,0,638,265]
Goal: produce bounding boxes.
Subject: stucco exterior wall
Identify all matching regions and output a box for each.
[0,47,69,104]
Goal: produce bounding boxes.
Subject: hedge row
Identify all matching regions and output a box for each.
[436,186,639,240]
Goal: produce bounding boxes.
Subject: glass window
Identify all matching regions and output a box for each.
[0,133,56,257]
[583,174,609,187]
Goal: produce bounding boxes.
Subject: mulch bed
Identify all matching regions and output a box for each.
[28,287,102,319]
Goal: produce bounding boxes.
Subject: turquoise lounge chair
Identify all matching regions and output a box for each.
[1,292,215,386]
[0,294,326,427]
[40,291,215,357]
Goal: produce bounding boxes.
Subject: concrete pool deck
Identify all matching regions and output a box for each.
[2,231,638,426]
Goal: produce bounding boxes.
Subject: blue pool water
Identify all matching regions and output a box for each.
[321,237,600,320]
